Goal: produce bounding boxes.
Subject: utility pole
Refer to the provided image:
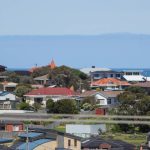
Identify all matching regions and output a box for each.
[26,125,29,150]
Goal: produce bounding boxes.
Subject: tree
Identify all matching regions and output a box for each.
[17,102,31,110]
[46,99,55,113]
[15,85,32,98]
[46,99,79,114]
[112,86,150,133]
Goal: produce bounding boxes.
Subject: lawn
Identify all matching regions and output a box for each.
[54,125,66,132]
[101,133,147,146]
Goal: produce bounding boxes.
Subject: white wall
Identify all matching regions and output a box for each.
[95,94,107,105]
[66,124,106,138]
[0,93,16,101]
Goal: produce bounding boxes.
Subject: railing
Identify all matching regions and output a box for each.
[0,113,150,124]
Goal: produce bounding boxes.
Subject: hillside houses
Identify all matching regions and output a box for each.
[24,87,78,107]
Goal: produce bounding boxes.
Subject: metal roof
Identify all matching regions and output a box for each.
[16,139,52,150]
[18,132,43,138]
[0,138,13,144]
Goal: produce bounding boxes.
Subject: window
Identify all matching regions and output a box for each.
[68,139,71,147]
[110,74,113,77]
[126,72,132,75]
[94,74,100,77]
[133,72,140,75]
[74,139,77,147]
[116,74,121,78]
[107,99,111,104]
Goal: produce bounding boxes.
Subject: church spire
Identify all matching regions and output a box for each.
[49,59,56,69]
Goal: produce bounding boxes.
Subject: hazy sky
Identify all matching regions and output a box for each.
[0,0,150,35]
[0,0,150,69]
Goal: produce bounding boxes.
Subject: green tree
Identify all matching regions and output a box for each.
[15,85,32,98]
[17,102,31,110]
[46,99,55,113]
[112,86,150,133]
[46,99,78,114]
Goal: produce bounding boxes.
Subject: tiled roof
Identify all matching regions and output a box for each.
[99,91,123,98]
[80,90,123,98]
[91,78,130,86]
[132,81,150,88]
[25,87,76,96]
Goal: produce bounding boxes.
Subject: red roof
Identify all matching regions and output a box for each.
[91,78,130,86]
[25,87,76,96]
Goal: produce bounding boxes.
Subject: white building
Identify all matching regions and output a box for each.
[66,124,106,138]
[0,91,18,109]
[123,70,145,82]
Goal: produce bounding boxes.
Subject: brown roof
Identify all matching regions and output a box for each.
[80,90,123,98]
[132,82,150,88]
[99,91,123,98]
[80,90,98,97]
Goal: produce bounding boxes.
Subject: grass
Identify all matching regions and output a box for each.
[54,125,66,132]
[101,133,147,146]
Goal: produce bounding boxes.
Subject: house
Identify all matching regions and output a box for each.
[1,81,18,92]
[80,67,111,76]
[0,120,24,132]
[91,78,130,90]
[0,65,6,72]
[12,128,135,150]
[90,70,123,80]
[66,124,106,138]
[12,128,82,150]
[131,81,150,94]
[123,70,145,82]
[0,91,19,109]
[34,74,50,85]
[81,137,135,150]
[24,87,78,107]
[79,90,123,115]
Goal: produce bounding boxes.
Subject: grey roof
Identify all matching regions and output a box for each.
[80,68,111,75]
[82,137,135,150]
[29,128,82,141]
[34,74,49,81]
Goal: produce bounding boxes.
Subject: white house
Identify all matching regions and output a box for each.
[123,70,145,82]
[79,90,122,107]
[0,91,18,109]
[24,87,78,107]
[66,124,106,138]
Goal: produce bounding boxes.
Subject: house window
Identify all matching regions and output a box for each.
[126,72,132,75]
[107,99,111,104]
[74,139,77,147]
[68,139,71,147]
[116,74,121,78]
[110,74,113,77]
[133,72,140,75]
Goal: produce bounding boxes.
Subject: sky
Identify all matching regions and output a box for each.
[0,0,150,69]
[0,0,150,35]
